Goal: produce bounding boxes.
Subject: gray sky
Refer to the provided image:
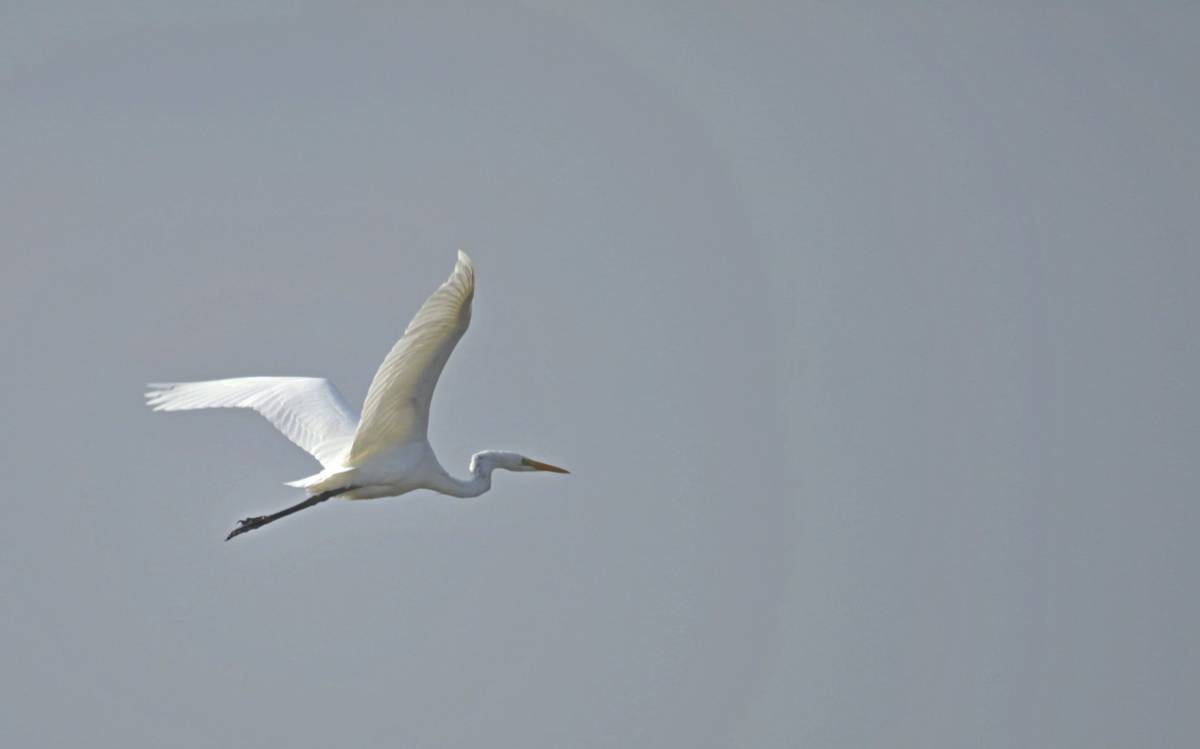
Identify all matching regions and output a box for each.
[2,3,1197,747]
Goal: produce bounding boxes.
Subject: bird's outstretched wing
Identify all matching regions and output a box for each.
[145,377,359,467]
[348,250,475,463]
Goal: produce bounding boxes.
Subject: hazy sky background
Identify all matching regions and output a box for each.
[2,3,1197,747]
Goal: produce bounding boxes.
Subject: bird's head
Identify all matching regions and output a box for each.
[470,450,570,476]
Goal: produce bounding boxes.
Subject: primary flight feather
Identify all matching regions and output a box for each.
[146,250,568,540]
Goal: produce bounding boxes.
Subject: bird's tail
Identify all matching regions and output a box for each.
[284,466,354,492]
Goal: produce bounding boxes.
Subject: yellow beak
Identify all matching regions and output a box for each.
[523,458,570,474]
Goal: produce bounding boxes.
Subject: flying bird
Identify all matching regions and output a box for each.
[146,251,568,540]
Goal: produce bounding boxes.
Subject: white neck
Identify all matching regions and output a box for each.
[431,458,494,498]
[428,450,538,498]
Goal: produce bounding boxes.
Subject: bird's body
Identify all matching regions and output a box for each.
[294,440,440,499]
[147,251,567,539]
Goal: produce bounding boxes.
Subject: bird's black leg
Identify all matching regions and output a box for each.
[225,488,352,541]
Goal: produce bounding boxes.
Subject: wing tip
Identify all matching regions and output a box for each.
[453,249,476,292]
[456,249,474,275]
[144,382,179,410]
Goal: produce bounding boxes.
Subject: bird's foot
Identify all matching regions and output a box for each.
[225,515,266,542]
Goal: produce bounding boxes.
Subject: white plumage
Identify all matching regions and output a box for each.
[147,251,568,540]
[146,376,358,468]
[350,248,474,463]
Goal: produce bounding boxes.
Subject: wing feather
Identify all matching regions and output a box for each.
[348,250,475,462]
[145,377,358,467]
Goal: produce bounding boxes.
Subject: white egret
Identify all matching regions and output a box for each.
[146,251,568,540]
